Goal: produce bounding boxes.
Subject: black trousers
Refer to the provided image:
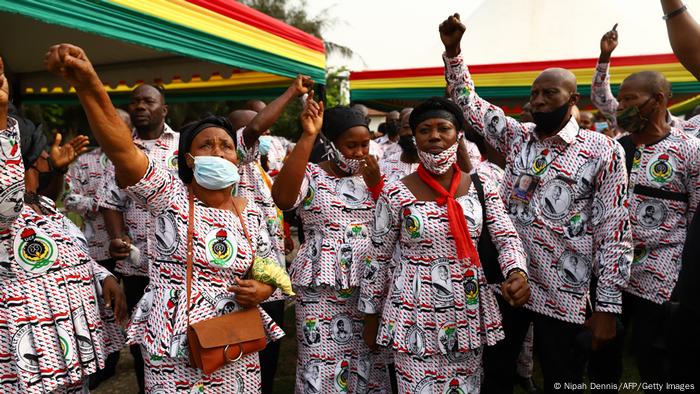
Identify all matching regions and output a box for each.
[668,303,700,387]
[483,296,587,394]
[123,275,149,394]
[259,300,285,394]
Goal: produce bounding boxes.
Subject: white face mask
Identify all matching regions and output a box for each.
[417,139,460,175]
[188,154,240,190]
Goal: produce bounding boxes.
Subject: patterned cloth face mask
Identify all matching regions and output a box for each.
[417,138,460,175]
[322,135,363,175]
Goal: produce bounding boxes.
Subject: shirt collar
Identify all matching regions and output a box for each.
[533,116,579,145]
[132,123,176,147]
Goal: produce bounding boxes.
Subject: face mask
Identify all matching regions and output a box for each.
[398,135,417,156]
[258,135,273,156]
[532,102,571,134]
[322,137,363,174]
[616,98,653,134]
[594,122,609,133]
[188,154,240,190]
[417,139,460,175]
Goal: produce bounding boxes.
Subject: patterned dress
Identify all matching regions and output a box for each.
[624,128,700,304]
[358,171,527,393]
[290,163,389,393]
[235,129,287,303]
[124,159,284,393]
[592,61,700,138]
[380,154,418,185]
[445,53,633,324]
[0,118,123,393]
[63,148,111,262]
[98,126,179,277]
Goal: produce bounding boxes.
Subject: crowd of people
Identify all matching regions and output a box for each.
[1,1,699,393]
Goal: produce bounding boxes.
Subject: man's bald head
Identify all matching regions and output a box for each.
[351,104,369,117]
[535,68,577,92]
[386,110,400,124]
[228,109,257,131]
[245,100,266,112]
[622,71,672,98]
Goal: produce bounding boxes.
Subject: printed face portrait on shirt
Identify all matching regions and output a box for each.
[540,179,573,220]
[635,199,667,229]
[155,212,179,256]
[511,173,539,204]
[431,258,454,307]
[557,251,590,288]
[336,177,369,206]
[484,108,505,138]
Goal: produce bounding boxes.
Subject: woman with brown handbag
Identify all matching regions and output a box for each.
[44,43,296,393]
[272,95,390,393]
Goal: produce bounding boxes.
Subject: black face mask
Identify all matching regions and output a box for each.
[532,102,571,134]
[398,135,417,156]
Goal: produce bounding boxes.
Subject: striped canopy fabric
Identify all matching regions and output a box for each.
[0,0,325,100]
[350,54,700,115]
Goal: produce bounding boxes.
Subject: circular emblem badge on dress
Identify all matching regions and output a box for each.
[484,109,505,139]
[213,293,238,316]
[437,322,464,362]
[405,325,426,357]
[344,223,369,243]
[363,256,379,283]
[575,159,598,198]
[306,229,323,262]
[590,197,605,226]
[13,227,59,274]
[539,179,573,220]
[402,206,423,239]
[415,376,433,394]
[99,152,110,168]
[336,244,353,275]
[431,258,454,308]
[635,199,667,229]
[155,212,179,256]
[71,307,95,364]
[132,287,155,323]
[57,326,76,365]
[531,148,551,176]
[509,200,535,226]
[150,384,167,394]
[302,185,316,210]
[169,333,188,358]
[257,227,272,258]
[302,316,322,347]
[647,152,676,184]
[443,376,479,394]
[633,244,648,265]
[334,358,350,392]
[167,151,179,171]
[303,359,323,393]
[12,325,39,373]
[0,182,24,222]
[373,198,393,238]
[565,212,588,239]
[556,251,591,288]
[353,352,371,392]
[336,177,369,207]
[331,314,353,345]
[205,228,237,268]
[458,196,483,233]
[463,268,479,314]
[632,147,643,170]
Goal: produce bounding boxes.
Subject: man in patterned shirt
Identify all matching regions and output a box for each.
[99,84,179,394]
[608,69,700,388]
[439,14,632,393]
[592,24,700,139]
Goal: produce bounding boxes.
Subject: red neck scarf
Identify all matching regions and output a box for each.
[417,163,481,265]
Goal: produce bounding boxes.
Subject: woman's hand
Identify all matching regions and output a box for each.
[44,44,101,90]
[439,13,466,57]
[49,133,90,169]
[362,314,380,351]
[300,91,324,137]
[361,155,382,188]
[229,278,275,308]
[501,270,531,307]
[102,276,128,323]
[289,74,314,97]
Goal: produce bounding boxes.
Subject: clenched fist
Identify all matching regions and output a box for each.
[44,44,100,90]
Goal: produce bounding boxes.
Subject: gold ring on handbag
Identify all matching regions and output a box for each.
[224,343,244,363]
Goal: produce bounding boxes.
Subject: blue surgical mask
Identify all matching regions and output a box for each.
[258,135,273,156]
[188,154,240,190]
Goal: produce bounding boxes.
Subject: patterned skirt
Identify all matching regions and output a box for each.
[394,348,482,394]
[295,286,390,393]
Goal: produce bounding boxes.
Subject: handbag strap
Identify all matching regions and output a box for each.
[185,191,256,327]
[186,188,195,327]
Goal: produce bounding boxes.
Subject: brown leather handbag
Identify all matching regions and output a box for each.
[184,191,267,375]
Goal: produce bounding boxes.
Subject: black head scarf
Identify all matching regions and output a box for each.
[321,106,369,142]
[177,115,235,184]
[409,97,466,133]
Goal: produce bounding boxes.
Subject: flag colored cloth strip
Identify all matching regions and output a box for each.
[350,53,698,102]
[0,0,325,82]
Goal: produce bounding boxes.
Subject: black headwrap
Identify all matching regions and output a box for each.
[409,97,466,133]
[177,115,235,184]
[321,106,369,142]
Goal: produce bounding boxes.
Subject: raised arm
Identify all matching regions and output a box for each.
[591,24,620,128]
[241,75,313,149]
[440,14,528,156]
[662,0,700,81]
[271,93,323,210]
[44,44,147,187]
[0,58,24,228]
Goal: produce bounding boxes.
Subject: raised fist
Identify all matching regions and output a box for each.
[44,44,100,90]
[439,13,466,57]
[600,24,619,58]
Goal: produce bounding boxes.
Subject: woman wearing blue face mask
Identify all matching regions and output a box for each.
[45,43,285,393]
[272,94,389,393]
